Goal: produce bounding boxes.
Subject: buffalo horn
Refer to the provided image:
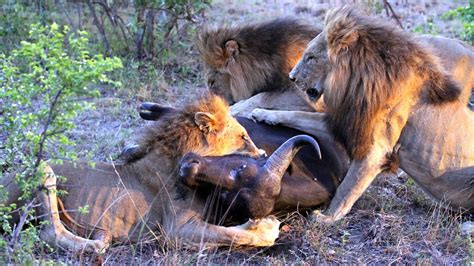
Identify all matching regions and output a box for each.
[264,135,321,179]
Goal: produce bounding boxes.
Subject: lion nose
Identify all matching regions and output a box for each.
[289,73,296,82]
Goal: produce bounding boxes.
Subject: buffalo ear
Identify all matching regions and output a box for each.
[225,40,239,60]
[139,102,176,121]
[194,112,218,134]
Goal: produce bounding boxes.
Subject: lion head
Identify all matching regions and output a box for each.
[290,6,461,159]
[128,94,264,163]
[196,19,320,103]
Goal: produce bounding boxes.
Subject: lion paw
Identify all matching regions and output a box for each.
[309,210,337,224]
[86,239,109,254]
[249,108,279,125]
[461,221,474,236]
[230,101,251,117]
[240,216,281,247]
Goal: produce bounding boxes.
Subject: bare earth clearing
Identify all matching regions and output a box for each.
[53,0,472,264]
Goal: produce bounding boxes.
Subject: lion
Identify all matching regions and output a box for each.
[202,18,472,118]
[196,18,324,115]
[1,94,280,253]
[250,6,474,222]
[284,33,474,113]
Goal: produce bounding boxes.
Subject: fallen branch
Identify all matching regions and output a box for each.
[382,0,404,29]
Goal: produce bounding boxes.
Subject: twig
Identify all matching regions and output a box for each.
[382,0,404,29]
[9,199,38,249]
[32,88,64,177]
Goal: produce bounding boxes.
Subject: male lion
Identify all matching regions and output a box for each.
[125,105,348,224]
[2,95,279,253]
[196,18,324,114]
[251,6,474,221]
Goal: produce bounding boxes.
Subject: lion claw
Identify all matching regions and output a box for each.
[239,215,281,247]
[249,108,278,125]
[310,210,337,224]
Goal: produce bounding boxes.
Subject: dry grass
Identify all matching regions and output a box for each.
[39,0,473,264]
[44,173,471,264]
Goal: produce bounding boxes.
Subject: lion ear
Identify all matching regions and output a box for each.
[225,40,239,59]
[340,30,359,49]
[194,112,218,134]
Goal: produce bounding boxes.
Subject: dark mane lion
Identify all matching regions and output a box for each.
[249,6,474,221]
[196,18,320,102]
[324,7,461,159]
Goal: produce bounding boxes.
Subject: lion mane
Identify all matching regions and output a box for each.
[323,7,462,160]
[136,94,231,159]
[196,18,320,102]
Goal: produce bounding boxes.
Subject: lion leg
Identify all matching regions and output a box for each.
[315,150,387,222]
[428,167,474,213]
[249,108,331,138]
[230,90,314,117]
[167,213,280,247]
[37,163,109,253]
[230,92,267,117]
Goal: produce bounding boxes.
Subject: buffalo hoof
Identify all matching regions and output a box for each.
[119,144,141,162]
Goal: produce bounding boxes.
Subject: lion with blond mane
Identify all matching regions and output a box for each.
[251,6,474,221]
[2,94,280,253]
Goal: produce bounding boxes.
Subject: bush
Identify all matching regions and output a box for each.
[443,2,474,44]
[0,23,122,263]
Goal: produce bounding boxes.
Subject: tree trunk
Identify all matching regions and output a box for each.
[135,7,146,60]
[87,0,111,55]
[144,9,156,59]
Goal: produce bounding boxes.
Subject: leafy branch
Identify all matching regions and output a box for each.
[0,23,122,263]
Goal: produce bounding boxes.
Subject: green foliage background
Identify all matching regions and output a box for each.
[443,1,474,44]
[0,0,470,263]
[0,22,122,263]
[0,1,210,262]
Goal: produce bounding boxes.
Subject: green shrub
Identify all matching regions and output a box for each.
[0,23,121,263]
[443,2,474,44]
[412,17,440,35]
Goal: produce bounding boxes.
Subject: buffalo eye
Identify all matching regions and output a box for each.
[306,55,315,62]
[237,164,247,172]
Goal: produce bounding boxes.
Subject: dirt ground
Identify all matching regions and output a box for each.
[58,0,472,264]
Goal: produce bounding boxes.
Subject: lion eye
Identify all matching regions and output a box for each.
[208,79,215,88]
